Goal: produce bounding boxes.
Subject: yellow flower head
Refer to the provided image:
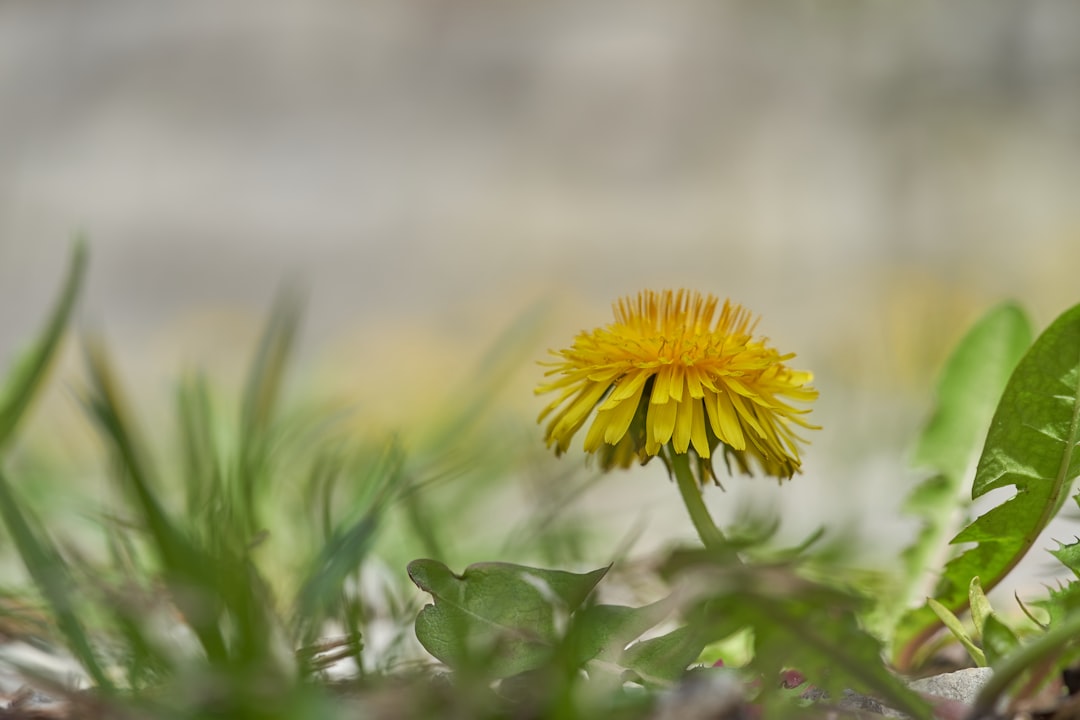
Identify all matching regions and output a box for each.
[536,290,819,481]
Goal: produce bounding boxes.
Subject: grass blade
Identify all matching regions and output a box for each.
[236,288,303,537]
[177,371,223,518]
[82,339,229,664]
[0,469,113,690]
[0,240,86,452]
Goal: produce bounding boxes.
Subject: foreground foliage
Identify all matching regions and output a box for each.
[2,244,1080,718]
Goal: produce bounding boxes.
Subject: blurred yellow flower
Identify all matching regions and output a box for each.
[537,290,818,481]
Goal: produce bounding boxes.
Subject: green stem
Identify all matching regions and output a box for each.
[667,449,726,550]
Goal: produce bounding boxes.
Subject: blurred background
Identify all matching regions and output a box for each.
[3,1,1080,590]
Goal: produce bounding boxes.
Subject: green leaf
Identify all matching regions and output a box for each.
[897,302,1080,670]
[1050,536,1080,578]
[663,557,932,719]
[408,559,608,678]
[569,595,710,686]
[927,598,985,667]
[888,304,1031,642]
[910,302,1033,482]
[618,625,705,686]
[972,610,1080,718]
[1036,581,1080,629]
[0,240,87,452]
[572,597,676,666]
[969,576,993,636]
[981,614,1020,667]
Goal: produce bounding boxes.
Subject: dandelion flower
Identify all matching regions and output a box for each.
[537,289,818,482]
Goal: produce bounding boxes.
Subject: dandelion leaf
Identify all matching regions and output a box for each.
[890,304,1031,633]
[572,597,676,665]
[896,302,1080,669]
[660,555,930,718]
[910,302,1033,483]
[1051,536,1080,577]
[569,595,708,686]
[408,559,607,678]
[981,613,1020,666]
[1036,575,1080,627]
[617,625,705,686]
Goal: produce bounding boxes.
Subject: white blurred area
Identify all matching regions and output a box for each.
[3,1,1080,581]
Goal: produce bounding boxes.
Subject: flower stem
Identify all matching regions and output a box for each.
[667,449,726,550]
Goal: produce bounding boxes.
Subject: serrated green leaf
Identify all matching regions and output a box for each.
[1050,536,1080,577]
[663,556,932,719]
[408,559,608,677]
[1036,581,1080,628]
[896,302,1080,670]
[972,610,1080,718]
[890,304,1031,641]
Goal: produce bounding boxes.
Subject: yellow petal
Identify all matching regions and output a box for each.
[709,390,747,450]
[672,392,695,453]
[690,398,710,458]
[604,382,646,444]
[667,363,685,402]
[583,412,607,452]
[598,369,650,409]
[647,394,678,447]
[651,364,675,404]
[684,366,705,399]
[548,381,610,443]
[726,390,766,438]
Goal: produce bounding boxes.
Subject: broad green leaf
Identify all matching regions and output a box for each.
[889,303,1031,639]
[0,240,86,452]
[896,303,1080,670]
[572,597,676,666]
[408,559,608,678]
[910,302,1033,481]
[981,614,1020,667]
[618,625,705,686]
[571,596,710,686]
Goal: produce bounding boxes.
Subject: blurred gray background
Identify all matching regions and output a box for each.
[3,1,1080,585]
